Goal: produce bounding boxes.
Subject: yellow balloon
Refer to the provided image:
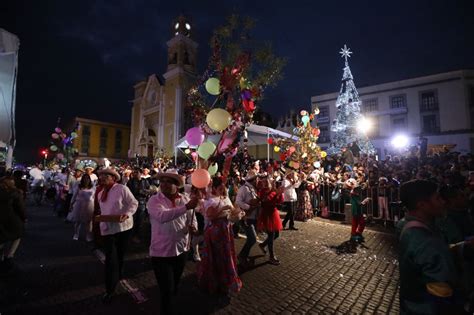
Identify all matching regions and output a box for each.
[320,151,327,158]
[274,146,280,152]
[205,78,221,95]
[206,108,232,132]
[198,141,216,160]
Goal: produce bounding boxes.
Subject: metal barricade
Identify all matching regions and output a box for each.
[315,182,402,222]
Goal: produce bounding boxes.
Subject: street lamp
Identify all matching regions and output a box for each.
[391,134,409,149]
[41,149,48,167]
[357,117,372,134]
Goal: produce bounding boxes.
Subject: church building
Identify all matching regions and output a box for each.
[129,15,197,158]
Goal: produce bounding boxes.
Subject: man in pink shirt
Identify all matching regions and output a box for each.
[147,169,199,315]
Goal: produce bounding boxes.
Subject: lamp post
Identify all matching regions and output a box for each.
[41,150,48,167]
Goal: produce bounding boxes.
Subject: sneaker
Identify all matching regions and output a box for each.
[73,234,79,241]
[258,243,267,255]
[268,257,280,265]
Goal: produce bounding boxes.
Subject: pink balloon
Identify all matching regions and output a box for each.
[185,127,205,146]
[191,169,211,189]
[55,127,62,133]
[51,133,59,139]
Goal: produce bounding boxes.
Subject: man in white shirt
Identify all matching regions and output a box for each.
[97,168,138,303]
[147,169,199,315]
[235,170,260,266]
[282,171,301,230]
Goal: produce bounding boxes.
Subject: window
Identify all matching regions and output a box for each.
[81,125,90,154]
[318,106,329,117]
[420,90,438,111]
[115,129,122,155]
[99,128,108,156]
[363,98,378,112]
[392,115,407,131]
[421,114,439,133]
[390,94,406,109]
[319,125,330,143]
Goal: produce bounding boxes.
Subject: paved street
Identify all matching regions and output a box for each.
[1,201,399,315]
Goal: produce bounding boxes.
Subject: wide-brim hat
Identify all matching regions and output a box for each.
[84,166,95,171]
[244,170,258,181]
[156,169,184,187]
[98,168,121,181]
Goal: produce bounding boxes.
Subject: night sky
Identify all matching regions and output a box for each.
[1,0,473,163]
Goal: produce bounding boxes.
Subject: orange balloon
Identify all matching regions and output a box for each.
[191,169,211,189]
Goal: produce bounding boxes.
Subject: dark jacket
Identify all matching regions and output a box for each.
[0,189,26,243]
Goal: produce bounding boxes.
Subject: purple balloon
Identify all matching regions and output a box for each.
[185,127,205,146]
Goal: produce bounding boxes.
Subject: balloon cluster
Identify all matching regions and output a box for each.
[47,121,79,164]
[185,15,286,187]
[271,108,327,170]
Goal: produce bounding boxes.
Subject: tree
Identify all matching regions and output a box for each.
[328,45,375,155]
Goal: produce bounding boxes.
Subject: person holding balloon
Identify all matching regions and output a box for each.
[147,169,199,315]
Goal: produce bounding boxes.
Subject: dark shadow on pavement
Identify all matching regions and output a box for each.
[326,239,370,255]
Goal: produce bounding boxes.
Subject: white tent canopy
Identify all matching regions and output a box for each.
[175,124,298,161]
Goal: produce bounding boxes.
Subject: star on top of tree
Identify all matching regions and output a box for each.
[339,44,352,63]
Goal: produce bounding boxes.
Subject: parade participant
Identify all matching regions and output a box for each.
[121,169,132,186]
[0,176,26,273]
[96,168,138,303]
[146,169,199,315]
[68,174,95,242]
[197,177,242,295]
[295,180,313,222]
[398,179,462,314]
[64,168,83,219]
[257,177,284,265]
[236,170,260,267]
[282,171,301,230]
[84,166,98,186]
[348,180,367,242]
[29,164,45,205]
[127,168,151,243]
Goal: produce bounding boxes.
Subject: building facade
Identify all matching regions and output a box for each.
[73,117,130,164]
[129,15,197,158]
[311,69,474,157]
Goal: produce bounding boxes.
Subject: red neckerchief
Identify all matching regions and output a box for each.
[164,192,181,207]
[100,183,116,202]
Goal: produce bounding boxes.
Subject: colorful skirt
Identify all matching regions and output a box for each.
[197,218,242,294]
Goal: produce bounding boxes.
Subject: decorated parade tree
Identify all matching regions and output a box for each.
[184,14,286,187]
[45,118,79,167]
[329,45,375,155]
[272,109,325,171]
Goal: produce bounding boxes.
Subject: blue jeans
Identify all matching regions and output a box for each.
[239,219,257,259]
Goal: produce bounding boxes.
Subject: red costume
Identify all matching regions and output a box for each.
[257,190,283,232]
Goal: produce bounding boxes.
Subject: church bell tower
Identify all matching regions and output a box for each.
[162,15,198,156]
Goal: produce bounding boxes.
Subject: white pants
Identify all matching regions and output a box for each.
[377,197,389,220]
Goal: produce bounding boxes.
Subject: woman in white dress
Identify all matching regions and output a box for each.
[69,174,95,241]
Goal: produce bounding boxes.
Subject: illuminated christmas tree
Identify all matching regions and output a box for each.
[329,45,375,155]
